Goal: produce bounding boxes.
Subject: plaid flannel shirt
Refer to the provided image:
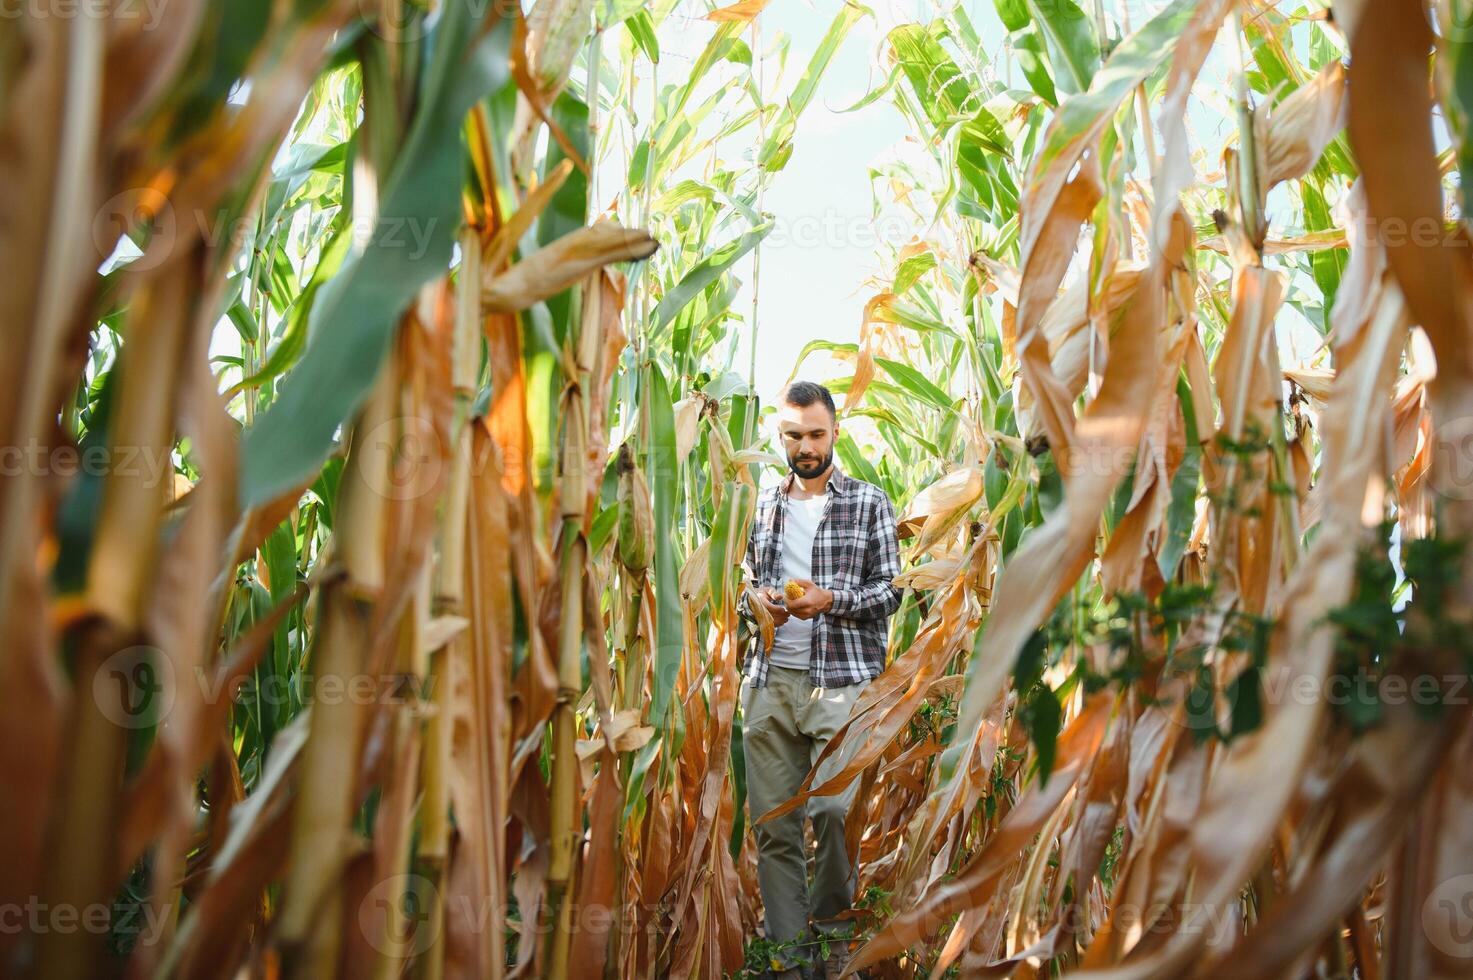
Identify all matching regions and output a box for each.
[740,466,902,688]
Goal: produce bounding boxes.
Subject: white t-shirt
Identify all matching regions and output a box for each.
[768,494,829,670]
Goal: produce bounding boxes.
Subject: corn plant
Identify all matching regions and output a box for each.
[773,2,1473,977]
[4,0,1473,979]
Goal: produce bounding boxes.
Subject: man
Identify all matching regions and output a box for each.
[740,381,901,979]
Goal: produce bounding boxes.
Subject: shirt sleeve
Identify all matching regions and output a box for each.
[827,491,902,620]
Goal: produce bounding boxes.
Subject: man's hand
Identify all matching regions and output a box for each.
[784,578,833,620]
[757,587,790,628]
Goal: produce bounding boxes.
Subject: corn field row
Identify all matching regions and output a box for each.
[2,0,1472,977]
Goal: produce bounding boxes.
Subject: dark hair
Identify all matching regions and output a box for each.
[781,380,836,421]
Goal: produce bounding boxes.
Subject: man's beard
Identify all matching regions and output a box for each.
[787,448,833,480]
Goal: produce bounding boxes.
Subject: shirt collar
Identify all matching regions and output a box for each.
[779,464,849,498]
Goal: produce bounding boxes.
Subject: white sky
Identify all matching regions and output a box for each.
[646,2,928,409]
[739,2,917,407]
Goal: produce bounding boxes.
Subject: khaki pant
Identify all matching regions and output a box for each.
[741,665,869,969]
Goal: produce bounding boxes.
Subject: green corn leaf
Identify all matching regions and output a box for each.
[1016,27,1061,105]
[893,251,937,294]
[758,2,870,171]
[875,357,954,413]
[835,63,900,113]
[836,431,883,486]
[1032,0,1195,184]
[1025,0,1100,95]
[227,301,258,344]
[1023,682,1062,782]
[240,10,512,506]
[1158,375,1204,581]
[651,222,770,337]
[646,363,683,729]
[708,480,755,620]
[598,0,648,29]
[626,9,660,63]
[888,23,976,129]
